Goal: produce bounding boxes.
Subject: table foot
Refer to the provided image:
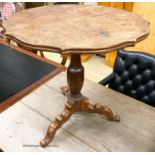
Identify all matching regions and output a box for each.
[40,96,120,147]
[40,122,58,148]
[40,101,73,147]
[81,99,120,122]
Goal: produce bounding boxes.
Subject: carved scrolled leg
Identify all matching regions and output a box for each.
[61,86,69,96]
[40,53,120,147]
[40,121,58,147]
[81,98,120,122]
[40,102,74,147]
[99,105,120,122]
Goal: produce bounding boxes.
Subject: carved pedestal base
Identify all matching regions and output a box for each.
[40,86,120,147]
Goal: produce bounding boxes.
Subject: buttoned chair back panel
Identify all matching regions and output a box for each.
[108,49,155,107]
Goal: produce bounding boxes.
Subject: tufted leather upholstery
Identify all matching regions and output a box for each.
[99,49,155,107]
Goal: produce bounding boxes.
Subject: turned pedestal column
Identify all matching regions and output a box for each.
[40,54,120,147]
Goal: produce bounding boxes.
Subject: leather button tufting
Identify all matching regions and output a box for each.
[149,91,155,106]
[142,96,149,103]
[132,74,142,89]
[142,69,151,84]
[124,80,133,92]
[129,64,138,78]
[145,81,154,95]
[136,86,145,99]
[107,49,155,106]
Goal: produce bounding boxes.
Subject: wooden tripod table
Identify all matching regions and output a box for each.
[3,5,149,147]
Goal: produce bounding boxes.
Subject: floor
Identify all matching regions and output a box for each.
[1,73,155,152]
[44,52,113,82]
[1,50,155,152]
[0,51,114,152]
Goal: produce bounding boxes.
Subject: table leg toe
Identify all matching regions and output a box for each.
[81,99,120,122]
[40,102,74,148]
[40,122,58,148]
[101,106,120,122]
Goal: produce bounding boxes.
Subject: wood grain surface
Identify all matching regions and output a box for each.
[3,5,149,54]
[0,73,155,151]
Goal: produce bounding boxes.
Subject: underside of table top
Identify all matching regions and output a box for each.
[4,5,149,54]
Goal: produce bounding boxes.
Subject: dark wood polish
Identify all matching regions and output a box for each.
[67,54,84,96]
[41,50,120,147]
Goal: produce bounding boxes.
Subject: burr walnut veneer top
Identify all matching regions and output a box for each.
[4,5,149,54]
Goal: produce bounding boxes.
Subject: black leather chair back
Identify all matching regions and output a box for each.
[109,49,155,107]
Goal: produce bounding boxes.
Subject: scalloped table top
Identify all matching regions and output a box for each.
[4,5,149,54]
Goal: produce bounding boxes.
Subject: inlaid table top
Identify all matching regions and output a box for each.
[3,5,149,54]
